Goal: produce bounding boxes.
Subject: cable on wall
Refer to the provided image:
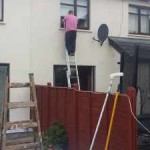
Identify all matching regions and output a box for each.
[125,94,150,134]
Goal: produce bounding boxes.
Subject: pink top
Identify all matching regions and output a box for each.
[62,14,78,31]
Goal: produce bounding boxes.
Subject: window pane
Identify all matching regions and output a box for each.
[129,14,138,33]
[141,15,149,33]
[60,5,74,17]
[141,9,149,15]
[60,5,74,28]
[129,6,138,14]
[54,66,68,87]
[0,0,2,20]
[77,0,88,6]
[77,7,88,28]
[60,0,74,5]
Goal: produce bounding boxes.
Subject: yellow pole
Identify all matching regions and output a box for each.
[104,92,120,150]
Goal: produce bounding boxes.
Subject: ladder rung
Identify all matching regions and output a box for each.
[10,83,30,88]
[70,68,76,71]
[6,142,40,150]
[8,102,37,109]
[7,137,34,145]
[70,71,77,75]
[67,61,75,64]
[70,76,78,79]
[68,54,75,56]
[6,120,38,129]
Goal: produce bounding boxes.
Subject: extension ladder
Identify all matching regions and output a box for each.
[65,50,80,90]
[1,73,43,150]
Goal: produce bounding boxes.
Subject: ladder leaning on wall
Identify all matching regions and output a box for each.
[1,73,43,150]
[65,50,80,90]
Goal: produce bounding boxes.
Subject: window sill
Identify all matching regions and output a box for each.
[128,33,150,39]
[59,28,92,33]
[0,21,6,25]
[129,1,150,7]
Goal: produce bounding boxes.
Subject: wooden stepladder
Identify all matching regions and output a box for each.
[1,73,43,150]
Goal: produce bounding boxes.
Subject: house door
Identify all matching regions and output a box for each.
[0,64,9,127]
[137,61,150,114]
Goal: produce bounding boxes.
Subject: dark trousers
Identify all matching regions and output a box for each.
[65,30,77,55]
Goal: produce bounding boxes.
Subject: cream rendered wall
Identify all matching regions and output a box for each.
[0,0,31,121]
[30,0,129,91]
[0,0,129,121]
[86,0,129,91]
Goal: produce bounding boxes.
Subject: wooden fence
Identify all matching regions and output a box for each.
[36,85,137,150]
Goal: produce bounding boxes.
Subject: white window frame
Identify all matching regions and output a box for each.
[129,5,150,35]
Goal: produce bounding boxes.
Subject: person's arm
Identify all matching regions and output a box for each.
[62,16,66,23]
[62,16,67,28]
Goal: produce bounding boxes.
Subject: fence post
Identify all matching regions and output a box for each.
[47,82,52,87]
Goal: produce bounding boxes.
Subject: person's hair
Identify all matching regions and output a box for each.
[68,10,74,14]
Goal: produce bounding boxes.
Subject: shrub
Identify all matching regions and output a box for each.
[43,122,68,150]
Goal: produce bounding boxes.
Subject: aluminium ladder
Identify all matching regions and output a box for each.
[65,50,80,90]
[1,73,43,150]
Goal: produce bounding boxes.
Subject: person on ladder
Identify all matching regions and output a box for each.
[62,10,78,56]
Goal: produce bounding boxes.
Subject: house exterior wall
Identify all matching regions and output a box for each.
[0,0,145,120]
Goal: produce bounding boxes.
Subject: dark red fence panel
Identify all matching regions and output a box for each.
[49,88,58,123]
[90,93,107,150]
[127,88,137,150]
[108,94,132,150]
[65,89,77,150]
[77,92,91,150]
[36,86,43,129]
[36,85,137,150]
[57,88,66,125]
[41,86,49,132]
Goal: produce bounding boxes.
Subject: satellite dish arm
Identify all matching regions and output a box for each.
[92,37,103,46]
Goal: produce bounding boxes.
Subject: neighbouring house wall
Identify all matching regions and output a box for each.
[0,0,129,121]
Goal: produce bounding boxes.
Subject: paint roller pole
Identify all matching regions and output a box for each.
[89,72,123,150]
[104,92,120,150]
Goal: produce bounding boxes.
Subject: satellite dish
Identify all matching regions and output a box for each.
[98,24,109,44]
[93,24,109,46]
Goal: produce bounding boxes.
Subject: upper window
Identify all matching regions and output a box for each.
[0,0,3,21]
[60,0,90,30]
[129,5,150,35]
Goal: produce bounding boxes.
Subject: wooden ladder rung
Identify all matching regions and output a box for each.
[6,142,40,150]
[7,137,34,146]
[7,120,38,129]
[10,82,30,88]
[8,102,37,109]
